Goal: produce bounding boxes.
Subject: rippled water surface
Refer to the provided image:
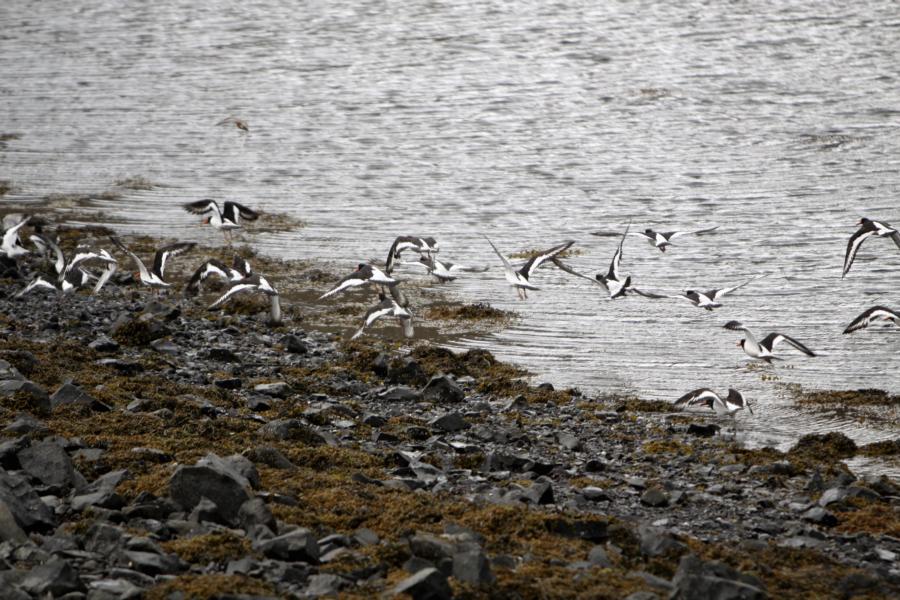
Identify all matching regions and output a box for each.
[2,0,899,464]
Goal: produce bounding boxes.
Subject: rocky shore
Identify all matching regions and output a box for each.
[0,227,899,599]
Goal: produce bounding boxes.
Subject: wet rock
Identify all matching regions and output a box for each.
[20,558,85,596]
[362,413,388,427]
[72,469,128,511]
[420,375,465,403]
[687,423,720,437]
[87,578,143,599]
[0,359,24,380]
[429,412,470,432]
[584,459,606,472]
[389,567,452,600]
[257,419,329,446]
[280,334,308,354]
[545,518,608,542]
[389,358,426,386]
[50,382,111,412]
[380,386,422,402]
[254,382,292,398]
[581,486,610,502]
[0,379,51,413]
[0,471,55,532]
[168,454,252,525]
[409,532,454,563]
[254,528,320,563]
[641,487,670,507]
[88,336,119,352]
[670,554,767,599]
[453,548,495,585]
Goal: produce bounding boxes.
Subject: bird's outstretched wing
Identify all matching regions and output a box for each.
[842,224,875,278]
[761,333,816,357]
[843,306,900,334]
[153,242,196,279]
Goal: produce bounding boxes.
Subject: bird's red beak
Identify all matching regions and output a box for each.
[735,341,741,347]
[133,271,141,280]
[202,217,210,225]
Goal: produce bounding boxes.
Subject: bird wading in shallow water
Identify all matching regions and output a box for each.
[724,320,816,363]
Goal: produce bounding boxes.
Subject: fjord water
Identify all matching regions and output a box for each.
[2,1,898,463]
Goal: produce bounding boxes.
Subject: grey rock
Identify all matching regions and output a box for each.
[818,487,848,507]
[802,507,838,527]
[420,375,464,403]
[687,423,720,437]
[0,471,55,532]
[189,496,227,525]
[522,481,554,505]
[581,487,610,502]
[72,469,128,511]
[453,548,495,585]
[96,358,144,375]
[168,454,252,525]
[280,334,308,354]
[670,554,767,599]
[254,382,292,398]
[409,532,454,562]
[50,382,111,412]
[3,413,48,435]
[429,412,470,432]
[257,419,329,446]
[243,446,295,470]
[0,359,24,380]
[0,380,50,413]
[641,487,669,508]
[17,440,77,490]
[584,459,606,472]
[557,431,582,451]
[254,528,320,563]
[214,377,242,390]
[85,522,125,555]
[239,498,277,533]
[380,386,422,402]
[0,499,28,543]
[545,518,607,542]
[305,573,346,596]
[20,558,85,596]
[354,528,379,546]
[122,550,185,575]
[149,338,179,355]
[207,347,241,363]
[88,336,119,352]
[87,578,143,599]
[638,524,687,557]
[362,413,388,427]
[588,545,612,568]
[389,567,452,599]
[388,358,426,386]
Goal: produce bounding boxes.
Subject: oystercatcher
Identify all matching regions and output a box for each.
[619,225,719,252]
[724,320,816,362]
[183,199,259,245]
[484,237,574,299]
[110,237,195,292]
[842,217,900,278]
[319,263,396,300]
[842,306,900,334]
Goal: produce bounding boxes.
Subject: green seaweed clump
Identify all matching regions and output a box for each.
[788,432,857,465]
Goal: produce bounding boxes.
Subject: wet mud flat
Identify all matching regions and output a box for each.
[0,223,898,599]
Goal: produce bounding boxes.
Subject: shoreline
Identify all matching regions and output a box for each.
[0,218,898,598]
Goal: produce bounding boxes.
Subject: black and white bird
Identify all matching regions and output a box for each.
[208,272,282,323]
[183,200,260,244]
[635,275,763,310]
[385,236,439,274]
[842,217,900,278]
[621,225,719,252]
[484,237,574,299]
[555,223,634,299]
[401,255,486,283]
[2,216,30,259]
[184,255,248,297]
[110,237,196,292]
[319,263,396,300]
[351,293,414,340]
[842,306,900,334]
[674,388,753,417]
[724,321,816,362]
[27,234,118,295]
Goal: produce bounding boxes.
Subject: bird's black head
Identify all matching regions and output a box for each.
[737,339,745,348]
[356,263,367,271]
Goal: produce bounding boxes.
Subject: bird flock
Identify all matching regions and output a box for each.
[2,201,898,425]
